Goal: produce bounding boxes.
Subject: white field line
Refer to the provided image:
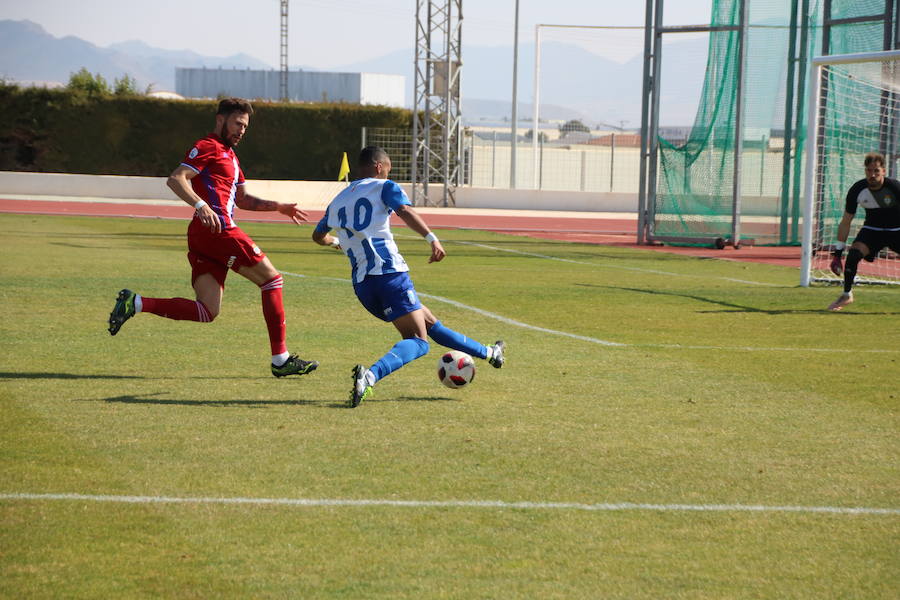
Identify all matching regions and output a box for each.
[412,237,896,293]
[282,271,900,354]
[638,343,900,353]
[451,240,785,287]
[283,269,622,346]
[2,493,898,516]
[416,290,624,346]
[283,270,622,347]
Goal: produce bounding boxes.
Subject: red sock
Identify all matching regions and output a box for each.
[260,275,287,355]
[141,297,212,322]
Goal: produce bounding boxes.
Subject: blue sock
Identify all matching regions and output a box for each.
[370,337,430,383]
[427,320,488,359]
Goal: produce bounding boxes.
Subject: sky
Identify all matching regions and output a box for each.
[1,0,714,69]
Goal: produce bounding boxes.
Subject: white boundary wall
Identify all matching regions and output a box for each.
[0,171,638,213]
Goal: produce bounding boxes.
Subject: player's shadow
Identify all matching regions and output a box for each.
[366,395,460,404]
[96,393,332,408]
[18,231,180,240]
[180,375,284,381]
[0,372,144,380]
[577,284,900,315]
[50,242,110,249]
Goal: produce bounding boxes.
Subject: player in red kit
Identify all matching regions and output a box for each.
[107,98,318,378]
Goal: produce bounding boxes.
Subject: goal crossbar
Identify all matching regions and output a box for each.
[810,50,900,67]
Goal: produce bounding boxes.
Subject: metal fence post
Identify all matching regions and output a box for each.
[759,134,765,195]
[731,0,749,247]
[609,133,616,192]
[492,131,497,188]
[539,134,544,190]
[580,151,587,191]
[464,134,472,186]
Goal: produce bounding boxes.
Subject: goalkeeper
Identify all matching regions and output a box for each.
[828,152,900,311]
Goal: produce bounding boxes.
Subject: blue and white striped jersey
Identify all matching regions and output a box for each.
[315,178,411,283]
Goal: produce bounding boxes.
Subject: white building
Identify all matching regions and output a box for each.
[175,67,405,107]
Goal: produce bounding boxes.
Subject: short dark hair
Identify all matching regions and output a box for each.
[359,145,389,167]
[217,98,253,117]
[864,152,885,168]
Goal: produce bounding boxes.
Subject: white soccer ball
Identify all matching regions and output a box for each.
[437,350,476,389]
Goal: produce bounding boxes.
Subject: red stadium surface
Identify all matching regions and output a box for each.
[0,198,802,268]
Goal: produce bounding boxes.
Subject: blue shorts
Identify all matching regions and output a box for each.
[353,272,423,322]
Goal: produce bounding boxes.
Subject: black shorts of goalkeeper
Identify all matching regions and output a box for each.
[853,227,900,262]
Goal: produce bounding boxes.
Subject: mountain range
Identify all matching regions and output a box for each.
[0,19,710,127]
[0,20,270,90]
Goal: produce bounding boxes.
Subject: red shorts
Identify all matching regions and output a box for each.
[187,219,266,287]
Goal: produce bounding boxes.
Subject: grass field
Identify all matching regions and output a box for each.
[1,212,898,599]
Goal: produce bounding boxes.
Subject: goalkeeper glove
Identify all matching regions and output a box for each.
[830,243,845,276]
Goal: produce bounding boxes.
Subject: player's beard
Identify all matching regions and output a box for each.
[218,124,241,149]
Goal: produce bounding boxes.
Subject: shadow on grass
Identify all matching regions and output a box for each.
[96,393,334,408]
[50,242,110,249]
[0,372,143,380]
[576,283,900,315]
[98,394,460,408]
[17,231,183,240]
[370,395,460,403]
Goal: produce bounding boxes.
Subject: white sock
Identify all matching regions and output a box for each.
[365,370,376,386]
[272,351,290,366]
[485,346,494,361]
[134,294,143,313]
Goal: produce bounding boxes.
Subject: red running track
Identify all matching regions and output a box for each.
[0,198,801,268]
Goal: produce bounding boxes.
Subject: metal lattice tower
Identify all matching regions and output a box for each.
[411,0,463,206]
[280,0,289,102]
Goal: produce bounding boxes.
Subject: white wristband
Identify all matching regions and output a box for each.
[425,232,438,244]
[193,200,207,211]
[329,237,341,248]
[834,241,845,251]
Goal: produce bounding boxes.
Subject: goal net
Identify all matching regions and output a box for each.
[801,50,900,287]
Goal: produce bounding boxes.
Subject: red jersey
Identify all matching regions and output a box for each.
[180,133,245,230]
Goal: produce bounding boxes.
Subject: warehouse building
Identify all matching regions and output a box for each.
[175,67,405,107]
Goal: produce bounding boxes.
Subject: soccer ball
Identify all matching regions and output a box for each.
[437,351,476,389]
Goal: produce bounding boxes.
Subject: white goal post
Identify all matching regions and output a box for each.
[801,49,900,287]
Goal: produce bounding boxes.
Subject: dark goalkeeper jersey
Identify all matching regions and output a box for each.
[844,177,900,230]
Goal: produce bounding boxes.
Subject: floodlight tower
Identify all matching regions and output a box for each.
[411,0,463,206]
[280,0,289,102]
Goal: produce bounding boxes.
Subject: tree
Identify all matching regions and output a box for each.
[558,119,591,138]
[113,74,140,96]
[524,129,548,142]
[67,68,111,96]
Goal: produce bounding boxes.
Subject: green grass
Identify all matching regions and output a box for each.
[1,213,897,599]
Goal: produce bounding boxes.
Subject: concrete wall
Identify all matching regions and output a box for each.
[0,171,791,217]
[0,171,638,213]
[0,171,172,200]
[451,188,636,212]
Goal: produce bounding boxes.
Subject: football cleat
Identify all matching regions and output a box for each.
[827,292,853,312]
[108,288,136,336]
[349,364,373,408]
[488,340,506,368]
[271,354,319,378]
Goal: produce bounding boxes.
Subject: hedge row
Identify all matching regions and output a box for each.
[0,85,412,180]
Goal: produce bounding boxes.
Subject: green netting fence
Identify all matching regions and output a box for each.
[650,0,896,246]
